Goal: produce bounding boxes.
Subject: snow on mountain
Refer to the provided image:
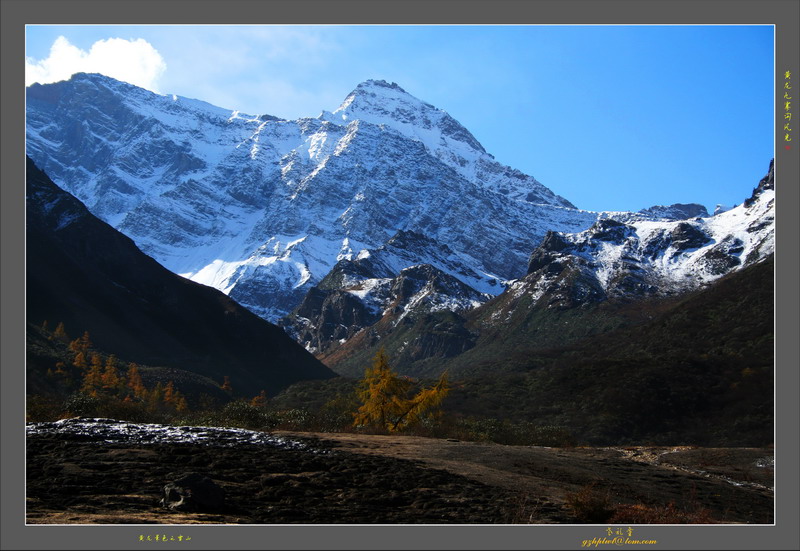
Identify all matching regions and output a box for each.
[26,73,597,322]
[321,80,575,208]
[281,230,493,354]
[285,261,487,356]
[319,229,503,295]
[486,161,775,318]
[26,73,773,334]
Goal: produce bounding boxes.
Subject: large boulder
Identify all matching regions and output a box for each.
[160,473,225,512]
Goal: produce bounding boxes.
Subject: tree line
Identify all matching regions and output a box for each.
[36,321,450,433]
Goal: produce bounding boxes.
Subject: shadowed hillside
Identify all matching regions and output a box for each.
[26,157,336,397]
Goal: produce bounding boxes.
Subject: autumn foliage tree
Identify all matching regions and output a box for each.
[68,330,92,379]
[353,348,449,433]
[81,353,105,395]
[72,351,88,372]
[52,322,69,342]
[126,363,147,399]
[250,390,268,408]
[31,323,198,420]
[69,331,92,355]
[101,355,122,391]
[162,381,189,412]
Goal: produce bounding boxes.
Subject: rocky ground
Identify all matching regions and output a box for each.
[25,419,773,525]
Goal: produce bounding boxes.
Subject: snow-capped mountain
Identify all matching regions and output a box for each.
[26,74,598,321]
[315,161,774,377]
[313,228,502,296]
[490,160,774,317]
[319,81,575,208]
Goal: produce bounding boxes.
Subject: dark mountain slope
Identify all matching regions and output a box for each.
[26,157,336,396]
[444,254,774,445]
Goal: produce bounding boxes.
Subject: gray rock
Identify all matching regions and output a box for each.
[160,473,225,512]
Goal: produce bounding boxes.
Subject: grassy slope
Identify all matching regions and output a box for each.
[445,255,774,445]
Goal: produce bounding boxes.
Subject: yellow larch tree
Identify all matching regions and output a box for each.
[81,353,104,395]
[101,355,122,391]
[250,390,268,408]
[353,348,449,433]
[163,381,176,405]
[126,363,147,399]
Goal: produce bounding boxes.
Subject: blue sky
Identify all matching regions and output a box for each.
[25,25,774,213]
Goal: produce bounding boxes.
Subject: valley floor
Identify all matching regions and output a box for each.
[276,432,773,524]
[25,424,773,525]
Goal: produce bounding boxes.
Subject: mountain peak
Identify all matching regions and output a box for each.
[26,73,590,324]
[355,79,409,94]
[323,79,487,158]
[331,78,430,116]
[744,158,774,208]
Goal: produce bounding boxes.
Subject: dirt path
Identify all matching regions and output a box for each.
[276,431,774,524]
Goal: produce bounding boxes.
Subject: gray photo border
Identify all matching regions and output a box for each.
[2,1,798,550]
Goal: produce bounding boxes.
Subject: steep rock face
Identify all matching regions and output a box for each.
[316,229,501,294]
[638,203,709,220]
[25,157,336,395]
[286,287,382,355]
[284,257,486,358]
[279,229,494,361]
[744,158,774,206]
[26,74,596,322]
[347,161,775,379]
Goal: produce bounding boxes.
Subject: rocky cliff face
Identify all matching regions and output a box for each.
[26,74,596,322]
[638,203,709,220]
[285,260,486,357]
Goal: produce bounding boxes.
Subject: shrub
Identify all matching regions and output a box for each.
[451,417,576,447]
[217,400,267,429]
[63,392,103,417]
[316,397,357,432]
[97,397,156,423]
[609,502,716,524]
[538,425,576,447]
[566,482,615,523]
[273,408,315,431]
[26,394,64,422]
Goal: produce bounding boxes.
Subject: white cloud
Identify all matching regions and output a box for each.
[26,36,166,92]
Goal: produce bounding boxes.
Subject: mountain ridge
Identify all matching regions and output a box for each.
[26,74,774,376]
[312,159,774,377]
